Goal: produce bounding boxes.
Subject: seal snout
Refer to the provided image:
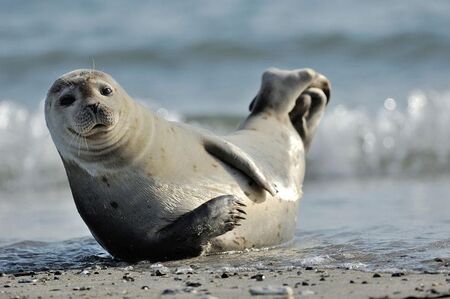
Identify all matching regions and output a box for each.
[71,101,116,136]
[87,102,100,114]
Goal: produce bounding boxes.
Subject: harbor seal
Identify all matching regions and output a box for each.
[45,67,330,261]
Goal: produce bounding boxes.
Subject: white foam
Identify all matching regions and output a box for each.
[308,89,450,179]
[1,90,450,189]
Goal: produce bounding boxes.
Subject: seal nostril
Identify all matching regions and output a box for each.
[59,94,76,106]
[87,103,100,114]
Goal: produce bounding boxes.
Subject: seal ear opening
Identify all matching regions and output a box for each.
[289,87,329,152]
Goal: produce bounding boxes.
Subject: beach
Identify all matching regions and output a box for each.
[1,1,450,298]
[2,265,450,299]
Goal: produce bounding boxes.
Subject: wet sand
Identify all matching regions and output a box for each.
[1,266,449,299]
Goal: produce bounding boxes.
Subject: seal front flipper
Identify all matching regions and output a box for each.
[204,137,278,196]
[155,195,246,259]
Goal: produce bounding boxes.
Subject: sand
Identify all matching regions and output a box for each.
[1,265,449,299]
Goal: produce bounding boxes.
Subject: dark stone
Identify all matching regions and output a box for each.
[122,274,134,282]
[250,274,265,281]
[155,270,166,276]
[162,289,176,295]
[221,273,229,278]
[73,286,91,291]
[185,282,202,287]
[373,273,381,278]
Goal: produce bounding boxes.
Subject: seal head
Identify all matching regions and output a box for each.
[45,69,143,171]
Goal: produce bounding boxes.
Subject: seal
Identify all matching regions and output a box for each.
[45,67,330,261]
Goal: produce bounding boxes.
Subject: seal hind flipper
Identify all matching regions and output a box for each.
[289,87,328,151]
[155,195,246,259]
[249,68,330,151]
[204,137,277,196]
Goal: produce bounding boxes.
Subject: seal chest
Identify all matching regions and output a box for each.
[45,67,330,261]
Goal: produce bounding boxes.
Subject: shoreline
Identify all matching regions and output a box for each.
[1,265,449,299]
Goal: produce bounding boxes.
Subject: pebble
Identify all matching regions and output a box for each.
[73,286,91,291]
[221,273,229,279]
[141,286,149,290]
[250,274,265,281]
[182,287,197,294]
[391,272,405,277]
[305,267,314,271]
[122,274,135,282]
[79,269,90,275]
[155,269,166,276]
[249,286,293,296]
[162,289,176,295]
[430,288,439,294]
[373,273,381,278]
[186,282,202,287]
[175,266,194,275]
[18,279,35,284]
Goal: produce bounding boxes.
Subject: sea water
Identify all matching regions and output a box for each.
[0,1,449,273]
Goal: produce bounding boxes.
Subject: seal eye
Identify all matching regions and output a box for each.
[100,86,113,96]
[59,94,76,106]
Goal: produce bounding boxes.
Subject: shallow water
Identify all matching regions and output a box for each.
[1,1,450,274]
[1,178,449,274]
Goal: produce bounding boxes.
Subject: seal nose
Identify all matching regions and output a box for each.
[87,103,100,114]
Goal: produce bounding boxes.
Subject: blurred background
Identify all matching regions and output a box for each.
[0,1,449,272]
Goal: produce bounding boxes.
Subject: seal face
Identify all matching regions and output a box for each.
[45,68,330,261]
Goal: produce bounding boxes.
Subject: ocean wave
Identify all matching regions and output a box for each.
[2,32,450,69]
[0,89,449,189]
[307,90,450,179]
